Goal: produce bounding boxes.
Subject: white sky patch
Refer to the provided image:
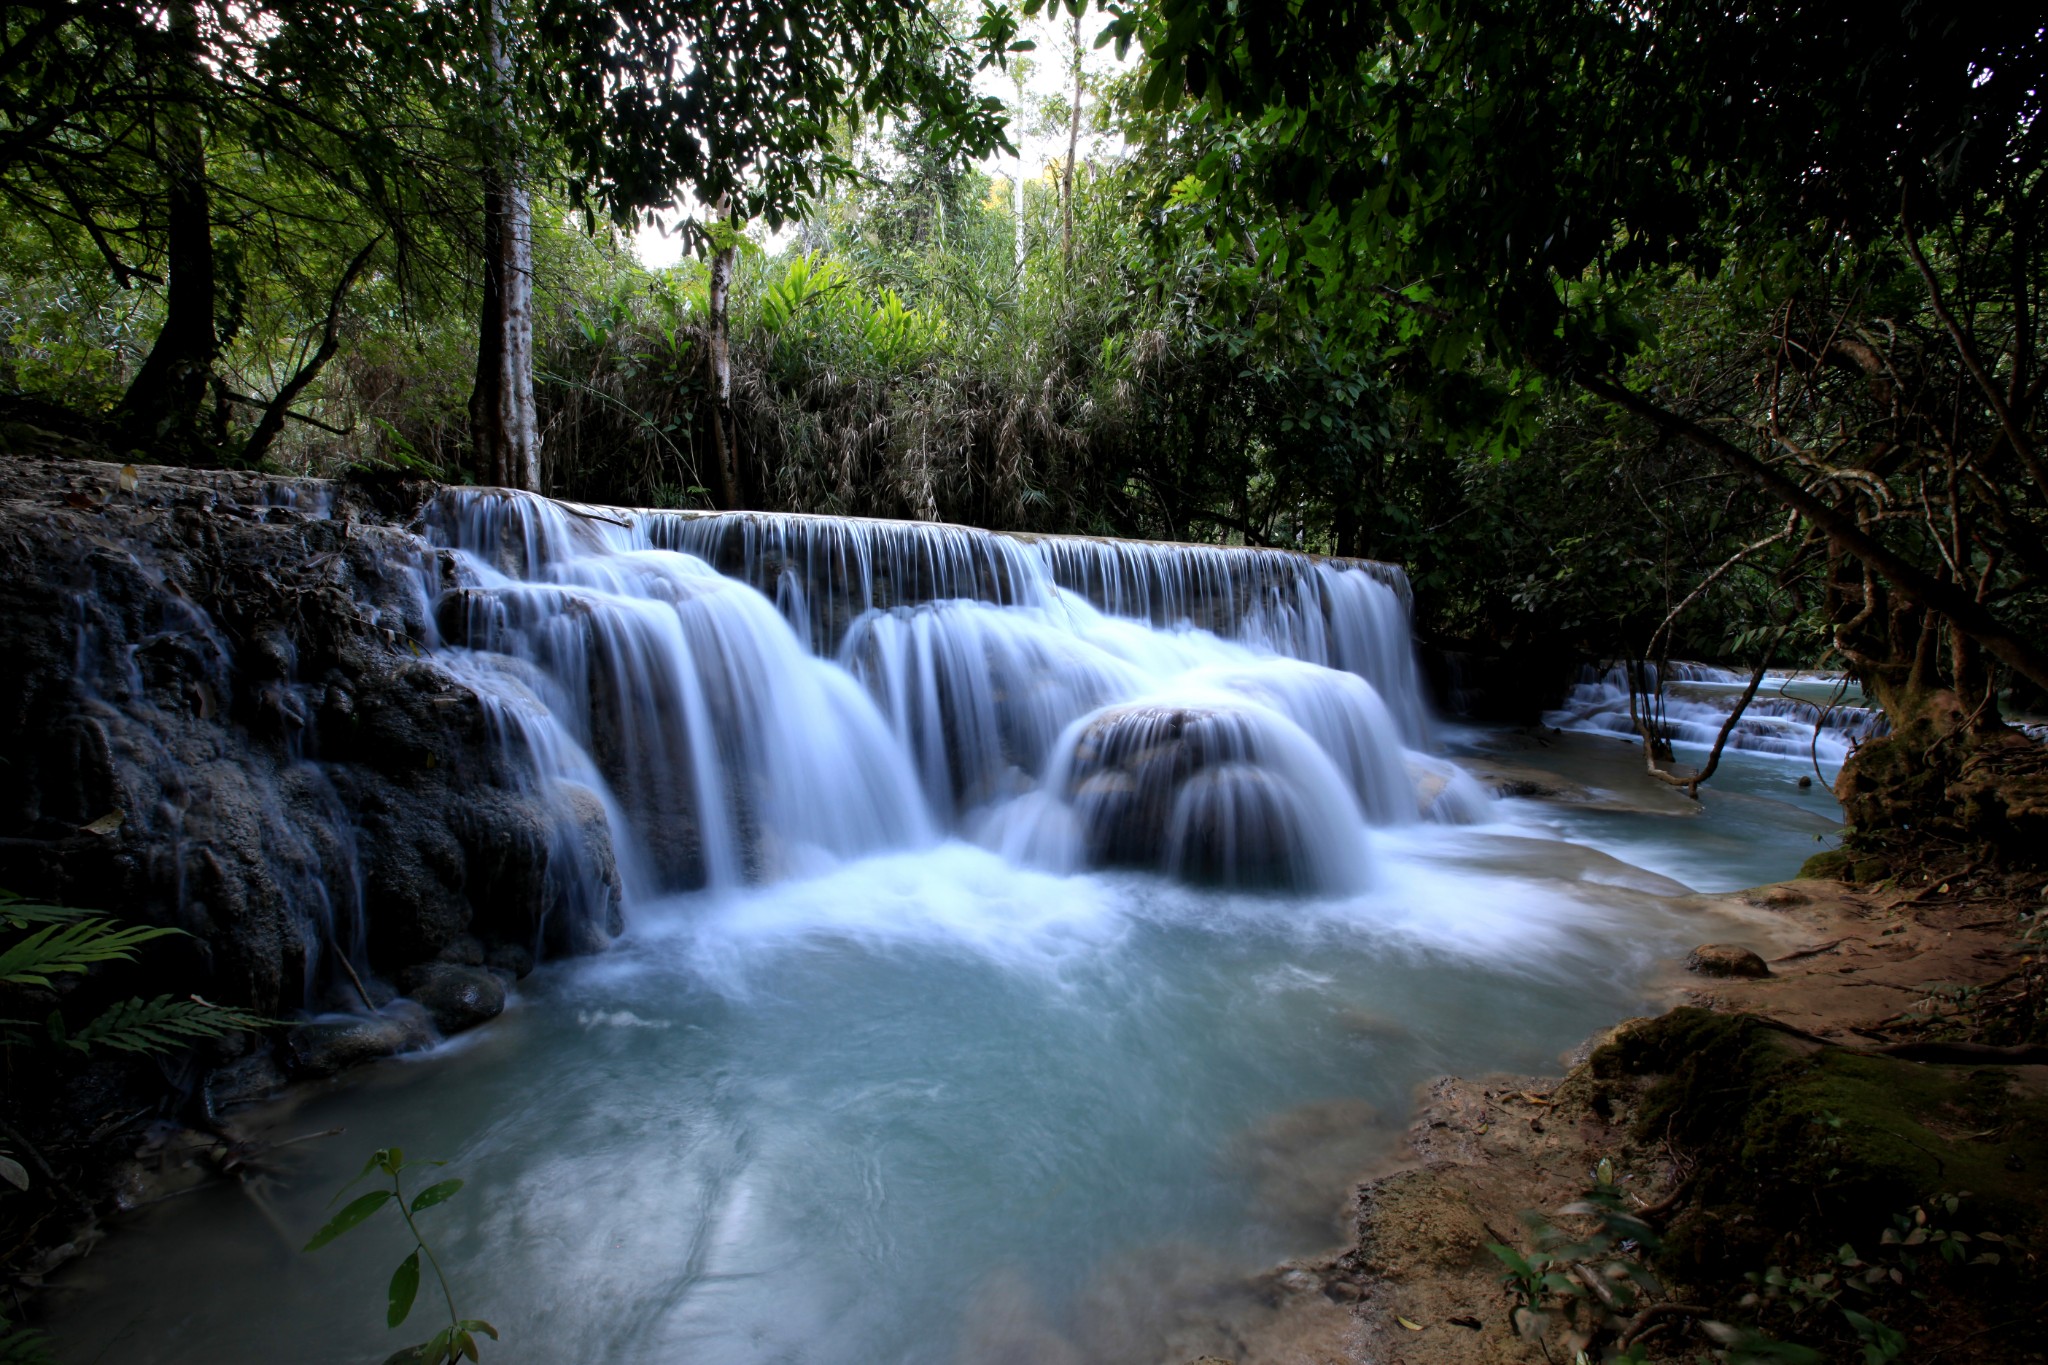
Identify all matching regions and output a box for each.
[630,10,1134,270]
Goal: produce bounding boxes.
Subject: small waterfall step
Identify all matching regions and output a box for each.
[419,488,1478,905]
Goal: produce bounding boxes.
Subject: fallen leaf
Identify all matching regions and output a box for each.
[81,811,125,836]
[1396,1316,1424,1331]
[63,490,97,509]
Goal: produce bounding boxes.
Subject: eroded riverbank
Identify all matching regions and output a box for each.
[1189,869,2047,1365]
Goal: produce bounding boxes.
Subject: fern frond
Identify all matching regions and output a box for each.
[0,918,183,987]
[64,995,273,1055]
[0,1324,57,1365]
[0,888,90,931]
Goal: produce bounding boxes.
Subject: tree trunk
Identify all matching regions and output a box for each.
[468,0,540,491]
[116,0,215,458]
[1011,73,1027,270]
[705,204,740,510]
[470,179,506,483]
[1576,372,2048,697]
[1062,8,1082,268]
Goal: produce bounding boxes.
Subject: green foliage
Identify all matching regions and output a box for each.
[0,1323,56,1365]
[1486,1171,1665,1358]
[0,890,268,1057]
[307,1148,496,1365]
[49,994,273,1056]
[0,907,182,988]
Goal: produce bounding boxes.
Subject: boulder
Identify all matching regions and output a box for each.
[0,459,618,1035]
[1684,944,1772,979]
[287,1002,435,1076]
[396,961,507,1035]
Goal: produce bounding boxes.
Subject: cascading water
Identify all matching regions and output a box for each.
[1545,661,1890,769]
[49,487,1837,1365]
[417,489,1462,909]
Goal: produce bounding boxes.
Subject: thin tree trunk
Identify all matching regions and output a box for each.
[240,236,379,466]
[469,0,540,491]
[1011,74,1027,270]
[470,178,506,484]
[117,0,215,457]
[705,199,740,509]
[497,177,540,490]
[1062,8,1082,268]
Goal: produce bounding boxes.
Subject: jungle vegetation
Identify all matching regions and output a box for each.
[2,0,2044,777]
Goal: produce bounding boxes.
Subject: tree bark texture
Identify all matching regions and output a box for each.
[116,0,216,456]
[706,209,740,510]
[469,0,541,492]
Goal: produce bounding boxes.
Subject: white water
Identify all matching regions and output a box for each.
[420,490,1463,918]
[48,494,1840,1365]
[1545,661,1889,771]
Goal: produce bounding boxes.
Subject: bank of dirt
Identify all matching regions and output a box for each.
[1177,871,2047,1365]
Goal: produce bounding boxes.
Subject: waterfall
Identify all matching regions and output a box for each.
[1544,661,1890,765]
[417,489,1473,924]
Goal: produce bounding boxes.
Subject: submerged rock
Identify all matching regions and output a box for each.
[396,962,507,1034]
[1685,943,1772,978]
[1059,703,1367,893]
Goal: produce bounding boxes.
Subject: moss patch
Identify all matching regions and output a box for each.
[1593,1009,2048,1281]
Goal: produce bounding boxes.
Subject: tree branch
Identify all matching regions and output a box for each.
[239,234,380,465]
[1901,217,2048,492]
[1574,372,2048,695]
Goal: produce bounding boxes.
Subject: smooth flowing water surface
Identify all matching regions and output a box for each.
[46,495,1851,1365]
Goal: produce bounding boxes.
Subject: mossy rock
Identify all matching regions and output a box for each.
[1593,1009,2048,1279]
[1797,849,1851,880]
[1798,848,1889,882]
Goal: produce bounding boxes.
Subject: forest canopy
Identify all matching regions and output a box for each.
[3,0,2045,750]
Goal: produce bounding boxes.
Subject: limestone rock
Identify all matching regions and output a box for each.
[396,961,507,1035]
[0,458,618,1034]
[1685,944,1772,979]
[287,1002,435,1076]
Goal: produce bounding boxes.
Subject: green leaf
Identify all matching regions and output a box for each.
[1485,1242,1532,1276]
[304,1189,394,1251]
[65,995,271,1056]
[411,1179,464,1213]
[388,1249,421,1327]
[0,1322,58,1365]
[0,918,183,987]
[0,1155,28,1191]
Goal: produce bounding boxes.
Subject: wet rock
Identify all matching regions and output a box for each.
[1063,705,1316,889]
[203,1051,288,1113]
[485,940,536,980]
[0,457,634,1046]
[287,1002,435,1076]
[437,933,487,967]
[396,962,507,1034]
[1685,944,1772,978]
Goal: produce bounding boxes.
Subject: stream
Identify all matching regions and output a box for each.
[46,497,1853,1365]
